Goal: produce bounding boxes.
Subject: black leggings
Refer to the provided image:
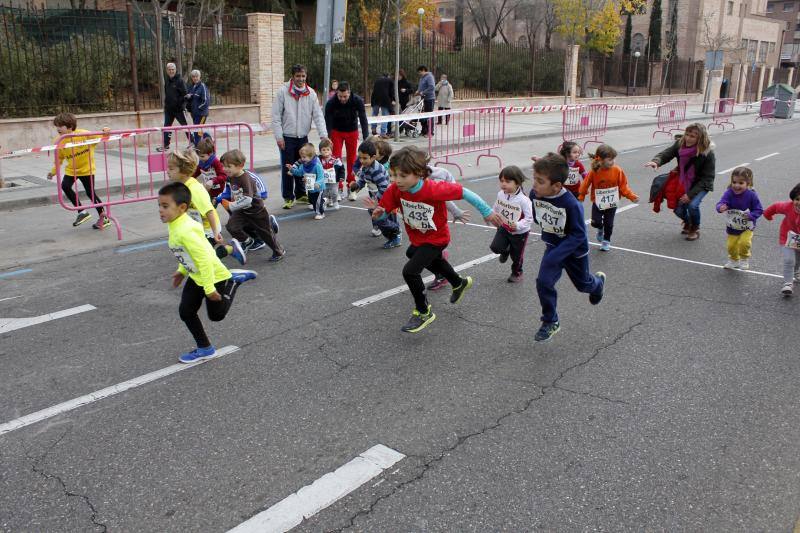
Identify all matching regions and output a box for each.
[403,244,463,313]
[62,175,104,215]
[490,228,530,275]
[591,204,617,241]
[179,277,240,348]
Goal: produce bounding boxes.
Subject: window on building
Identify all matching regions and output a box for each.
[727,1,734,14]
[766,1,774,11]
[438,6,446,15]
[769,41,776,53]
[796,22,800,29]
[759,41,768,62]
[784,2,794,11]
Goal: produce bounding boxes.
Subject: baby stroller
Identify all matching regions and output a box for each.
[399,96,424,138]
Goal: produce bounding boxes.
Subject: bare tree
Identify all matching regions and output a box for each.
[465,0,524,93]
[516,0,544,93]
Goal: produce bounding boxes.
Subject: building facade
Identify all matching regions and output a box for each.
[765,0,800,65]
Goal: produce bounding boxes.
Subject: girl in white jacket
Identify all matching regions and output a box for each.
[490,166,533,283]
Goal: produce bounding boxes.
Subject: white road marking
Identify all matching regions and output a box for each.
[0,345,239,436]
[754,152,779,161]
[228,444,405,533]
[718,164,749,175]
[0,304,96,335]
[0,295,23,303]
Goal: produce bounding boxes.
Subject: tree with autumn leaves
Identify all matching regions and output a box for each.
[554,0,646,98]
[347,0,438,39]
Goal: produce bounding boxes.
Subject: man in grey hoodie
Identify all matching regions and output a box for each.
[272,64,329,209]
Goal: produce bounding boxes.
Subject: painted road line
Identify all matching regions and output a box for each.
[0,296,23,303]
[0,269,32,279]
[228,444,405,533]
[0,345,239,436]
[352,253,499,307]
[116,240,168,254]
[718,164,749,175]
[754,152,779,161]
[0,304,96,335]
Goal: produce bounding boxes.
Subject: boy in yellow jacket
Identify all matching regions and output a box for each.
[158,182,257,363]
[46,113,111,229]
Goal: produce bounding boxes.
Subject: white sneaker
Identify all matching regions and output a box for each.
[332,202,340,210]
[371,227,382,237]
[314,213,325,220]
[723,259,739,269]
[794,270,799,283]
[781,282,793,296]
[308,204,315,211]
[338,191,346,201]
[348,190,358,201]
[738,259,750,270]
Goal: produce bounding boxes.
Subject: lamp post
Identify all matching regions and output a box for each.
[632,50,641,94]
[418,7,425,48]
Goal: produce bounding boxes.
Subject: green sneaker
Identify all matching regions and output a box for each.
[401,306,436,333]
[296,195,309,204]
[449,276,473,304]
[282,199,294,209]
[534,321,560,342]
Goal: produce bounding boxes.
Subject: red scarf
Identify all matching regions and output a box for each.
[288,80,311,100]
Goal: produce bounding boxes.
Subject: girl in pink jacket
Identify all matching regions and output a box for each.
[763,183,800,296]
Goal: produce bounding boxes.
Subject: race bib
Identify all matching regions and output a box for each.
[533,200,567,236]
[786,230,800,250]
[595,187,619,210]
[323,167,337,184]
[200,168,217,183]
[304,173,316,192]
[726,209,753,231]
[400,199,436,232]
[170,245,197,273]
[366,181,379,193]
[565,167,582,186]
[495,198,521,227]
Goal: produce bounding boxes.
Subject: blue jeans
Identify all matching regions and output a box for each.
[673,190,708,226]
[371,106,392,135]
[279,135,308,200]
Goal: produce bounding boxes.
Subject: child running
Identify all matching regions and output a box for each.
[158,181,256,363]
[489,166,533,283]
[193,137,227,201]
[763,183,800,296]
[218,149,285,263]
[213,165,277,253]
[715,167,763,270]
[350,140,402,248]
[577,143,639,251]
[46,112,111,229]
[319,139,345,210]
[287,143,326,220]
[368,146,502,333]
[530,153,606,342]
[167,147,224,247]
[532,141,586,197]
[426,166,471,292]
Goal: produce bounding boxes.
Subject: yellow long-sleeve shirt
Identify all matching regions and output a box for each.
[168,213,231,295]
[184,177,215,236]
[50,129,103,177]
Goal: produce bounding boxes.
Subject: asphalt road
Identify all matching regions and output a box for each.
[1,119,799,532]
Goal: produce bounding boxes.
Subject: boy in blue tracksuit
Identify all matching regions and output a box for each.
[287,143,326,219]
[529,153,606,342]
[349,140,402,249]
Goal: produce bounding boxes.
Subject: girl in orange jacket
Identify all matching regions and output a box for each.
[578,144,639,251]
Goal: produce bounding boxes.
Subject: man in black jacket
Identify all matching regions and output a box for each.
[370,73,394,137]
[159,63,189,152]
[325,81,369,194]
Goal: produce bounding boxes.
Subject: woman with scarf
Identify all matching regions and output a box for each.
[645,123,716,241]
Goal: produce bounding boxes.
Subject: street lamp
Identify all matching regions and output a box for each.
[632,50,641,94]
[417,7,425,48]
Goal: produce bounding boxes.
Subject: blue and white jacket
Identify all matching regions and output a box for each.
[289,156,325,192]
[187,81,210,116]
[354,160,391,199]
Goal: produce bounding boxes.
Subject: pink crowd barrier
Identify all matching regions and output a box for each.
[561,103,608,151]
[652,100,687,138]
[755,98,776,123]
[708,98,735,130]
[428,106,505,177]
[54,122,255,240]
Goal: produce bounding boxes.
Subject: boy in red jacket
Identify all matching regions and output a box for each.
[193,137,227,200]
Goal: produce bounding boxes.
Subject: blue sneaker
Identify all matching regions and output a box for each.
[229,269,257,284]
[383,235,402,249]
[600,240,611,252]
[590,272,605,305]
[230,239,247,265]
[178,345,217,364]
[268,250,286,262]
[534,321,560,342]
[270,214,279,234]
[245,239,266,252]
[596,228,604,242]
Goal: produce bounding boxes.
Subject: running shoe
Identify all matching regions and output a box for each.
[314,213,326,220]
[229,269,257,284]
[371,227,382,237]
[268,250,286,262]
[498,252,509,264]
[450,276,473,304]
[596,228,604,242]
[348,190,358,201]
[282,199,294,209]
[401,306,436,333]
[178,345,216,363]
[331,202,341,211]
[534,321,560,342]
[794,270,799,283]
[723,259,740,269]
[270,214,279,234]
[507,273,523,283]
[297,195,309,204]
[383,235,401,249]
[589,272,606,305]
[781,282,793,296]
[73,212,91,227]
[156,146,168,153]
[426,277,449,291]
[600,240,611,252]
[738,259,750,270]
[308,204,315,211]
[230,238,247,265]
[92,216,111,230]
[245,239,266,252]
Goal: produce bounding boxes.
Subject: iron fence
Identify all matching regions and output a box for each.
[584,51,702,97]
[0,6,249,118]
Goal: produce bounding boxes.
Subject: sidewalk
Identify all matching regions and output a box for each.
[0,103,759,213]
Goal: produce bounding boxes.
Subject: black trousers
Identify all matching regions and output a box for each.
[403,244,463,313]
[420,99,435,136]
[163,108,189,148]
[436,106,451,125]
[226,207,282,254]
[179,277,239,348]
[62,175,104,215]
[591,204,617,241]
[490,228,530,275]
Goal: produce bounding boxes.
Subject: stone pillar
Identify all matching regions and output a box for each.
[788,67,795,85]
[736,64,748,103]
[247,13,285,126]
[567,45,580,103]
[767,66,774,88]
[755,65,766,101]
